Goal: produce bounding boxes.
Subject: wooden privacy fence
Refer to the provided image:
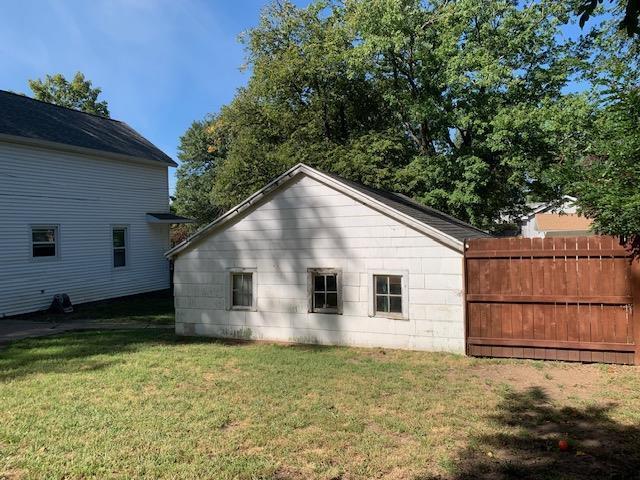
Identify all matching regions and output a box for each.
[464,236,640,365]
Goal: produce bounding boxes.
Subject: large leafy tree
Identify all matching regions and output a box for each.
[560,21,640,251]
[345,0,584,227]
[175,0,590,230]
[28,72,110,117]
[574,91,640,251]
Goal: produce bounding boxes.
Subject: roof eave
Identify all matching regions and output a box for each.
[0,133,177,167]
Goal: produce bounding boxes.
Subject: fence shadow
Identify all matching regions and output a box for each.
[420,386,640,480]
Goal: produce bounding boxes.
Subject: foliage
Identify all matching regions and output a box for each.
[573,91,640,252]
[28,72,110,117]
[553,22,640,252]
[173,116,227,227]
[174,0,631,233]
[577,0,639,37]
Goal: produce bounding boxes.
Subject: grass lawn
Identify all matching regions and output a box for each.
[13,290,174,325]
[1,331,639,479]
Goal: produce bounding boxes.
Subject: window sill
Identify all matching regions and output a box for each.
[230,306,254,311]
[373,313,408,321]
[30,257,60,263]
[310,310,342,315]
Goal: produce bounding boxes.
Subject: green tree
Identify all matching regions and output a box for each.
[573,91,640,251]
[175,0,593,230]
[576,0,640,37]
[173,116,228,227]
[28,72,110,117]
[560,22,640,251]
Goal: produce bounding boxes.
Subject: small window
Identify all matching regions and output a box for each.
[231,272,253,308]
[374,275,402,315]
[31,226,58,258]
[112,227,127,268]
[308,269,342,314]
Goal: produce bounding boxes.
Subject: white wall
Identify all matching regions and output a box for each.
[173,174,465,353]
[0,142,171,317]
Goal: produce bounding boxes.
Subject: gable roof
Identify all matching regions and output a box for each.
[166,164,490,258]
[0,90,176,166]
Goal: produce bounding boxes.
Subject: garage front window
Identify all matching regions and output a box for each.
[374,275,403,315]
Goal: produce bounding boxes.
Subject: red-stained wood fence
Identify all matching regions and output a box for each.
[464,236,640,364]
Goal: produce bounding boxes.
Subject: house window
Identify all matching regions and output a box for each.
[374,275,402,315]
[231,272,253,309]
[31,226,58,258]
[112,227,127,268]
[308,269,342,314]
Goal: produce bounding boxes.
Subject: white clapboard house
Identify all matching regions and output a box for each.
[0,90,190,317]
[166,164,490,353]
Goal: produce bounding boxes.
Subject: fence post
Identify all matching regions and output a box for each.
[632,257,640,365]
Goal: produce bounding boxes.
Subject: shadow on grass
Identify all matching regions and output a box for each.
[12,290,175,325]
[0,329,241,382]
[419,386,640,480]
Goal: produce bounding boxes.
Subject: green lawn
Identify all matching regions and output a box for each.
[15,290,174,325]
[1,330,639,479]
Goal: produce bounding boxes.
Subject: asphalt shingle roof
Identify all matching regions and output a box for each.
[323,171,491,241]
[0,90,175,166]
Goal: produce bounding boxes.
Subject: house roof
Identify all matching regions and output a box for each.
[146,212,194,224]
[535,213,593,232]
[0,90,176,166]
[522,195,578,219]
[166,163,490,258]
[321,171,490,243]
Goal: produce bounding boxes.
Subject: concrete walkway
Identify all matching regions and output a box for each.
[0,319,173,347]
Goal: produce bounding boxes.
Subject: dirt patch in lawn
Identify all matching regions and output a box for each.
[468,362,605,402]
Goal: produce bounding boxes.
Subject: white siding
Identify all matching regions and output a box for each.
[173,174,465,353]
[0,142,171,317]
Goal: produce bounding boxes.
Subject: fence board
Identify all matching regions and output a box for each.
[465,236,637,364]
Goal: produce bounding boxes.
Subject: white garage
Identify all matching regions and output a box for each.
[166,164,489,353]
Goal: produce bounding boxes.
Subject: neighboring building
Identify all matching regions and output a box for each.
[518,196,593,238]
[0,90,189,317]
[166,164,490,353]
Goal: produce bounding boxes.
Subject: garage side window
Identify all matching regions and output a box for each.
[231,272,253,309]
[112,227,127,268]
[31,226,58,259]
[308,269,342,314]
[374,275,402,315]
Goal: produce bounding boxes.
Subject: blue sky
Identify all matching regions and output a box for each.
[0,0,307,194]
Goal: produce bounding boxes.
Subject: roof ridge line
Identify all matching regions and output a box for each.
[0,89,123,124]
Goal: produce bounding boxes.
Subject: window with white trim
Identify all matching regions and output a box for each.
[231,272,253,309]
[31,226,58,258]
[374,275,403,315]
[112,227,127,268]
